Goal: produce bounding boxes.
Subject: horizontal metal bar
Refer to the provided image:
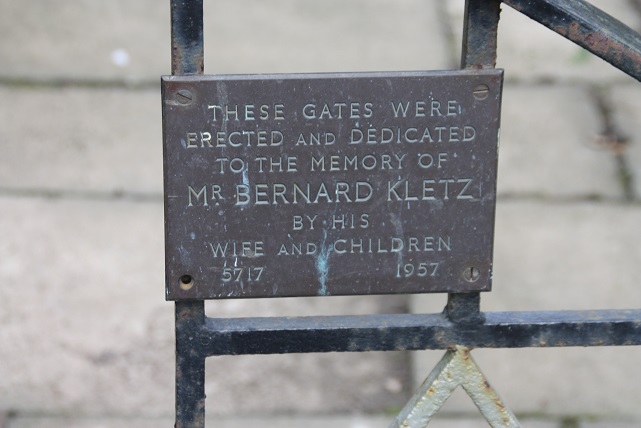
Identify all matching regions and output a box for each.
[197,309,641,356]
[503,0,641,81]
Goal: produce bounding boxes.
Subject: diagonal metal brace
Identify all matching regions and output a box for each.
[391,346,520,427]
[503,0,641,81]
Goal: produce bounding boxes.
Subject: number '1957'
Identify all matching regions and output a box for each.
[396,262,440,278]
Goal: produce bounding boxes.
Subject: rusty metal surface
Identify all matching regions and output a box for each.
[461,0,502,69]
[391,347,519,427]
[504,0,641,82]
[162,70,503,300]
[171,1,206,427]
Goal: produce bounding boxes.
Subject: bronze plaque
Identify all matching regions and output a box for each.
[162,70,503,300]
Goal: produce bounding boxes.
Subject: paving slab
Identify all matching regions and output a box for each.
[445,0,641,84]
[582,420,641,428]
[0,197,408,416]
[606,84,641,200]
[428,416,557,428]
[0,197,171,416]
[412,200,641,417]
[498,85,622,199]
[0,87,162,195]
[7,415,560,428]
[202,0,451,75]
[0,1,168,82]
[8,415,392,428]
[490,200,641,312]
[0,0,449,81]
[203,350,408,415]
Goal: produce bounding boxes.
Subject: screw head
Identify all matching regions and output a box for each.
[176,89,193,105]
[463,267,480,282]
[473,84,489,101]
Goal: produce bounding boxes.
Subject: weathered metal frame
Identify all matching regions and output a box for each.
[171,0,641,426]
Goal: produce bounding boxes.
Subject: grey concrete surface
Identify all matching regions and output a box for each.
[427,417,557,428]
[498,85,621,199]
[0,198,171,416]
[0,1,168,82]
[0,197,408,416]
[582,421,641,428]
[8,415,393,428]
[6,415,561,428]
[8,415,633,428]
[0,87,163,194]
[3,0,641,426]
[491,201,641,312]
[607,84,641,199]
[0,0,449,81]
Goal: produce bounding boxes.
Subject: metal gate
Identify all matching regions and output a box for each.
[164,1,641,426]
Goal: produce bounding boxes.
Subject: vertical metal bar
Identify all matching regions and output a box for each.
[171,0,204,75]
[447,0,501,324]
[175,301,206,428]
[171,1,205,426]
[461,0,501,69]
[445,293,485,325]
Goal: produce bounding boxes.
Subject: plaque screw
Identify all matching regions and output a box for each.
[176,89,193,105]
[463,267,480,282]
[179,274,194,290]
[473,84,489,100]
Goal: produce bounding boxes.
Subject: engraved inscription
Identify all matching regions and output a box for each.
[162,70,503,299]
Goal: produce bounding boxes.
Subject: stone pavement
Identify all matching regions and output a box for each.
[1,1,641,427]
[2,415,563,428]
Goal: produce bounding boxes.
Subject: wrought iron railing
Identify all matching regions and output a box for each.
[167,1,641,426]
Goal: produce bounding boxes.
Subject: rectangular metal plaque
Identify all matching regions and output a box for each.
[162,70,503,300]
